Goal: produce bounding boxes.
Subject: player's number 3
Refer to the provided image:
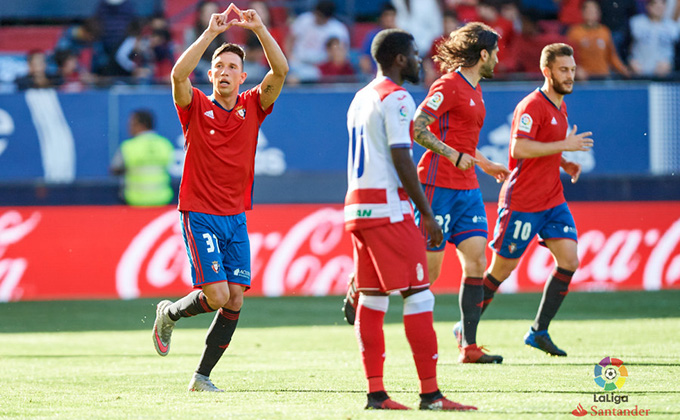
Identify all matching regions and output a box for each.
[203,233,221,253]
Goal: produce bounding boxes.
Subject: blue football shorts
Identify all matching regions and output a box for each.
[414,186,488,252]
[180,211,251,289]
[489,202,578,259]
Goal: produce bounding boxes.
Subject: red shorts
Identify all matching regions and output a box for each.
[350,220,429,293]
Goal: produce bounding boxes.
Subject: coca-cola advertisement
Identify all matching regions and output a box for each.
[0,202,678,302]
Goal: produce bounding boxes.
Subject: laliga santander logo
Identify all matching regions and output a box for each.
[594,357,628,391]
[115,208,353,299]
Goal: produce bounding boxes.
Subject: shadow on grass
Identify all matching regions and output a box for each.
[0,290,679,333]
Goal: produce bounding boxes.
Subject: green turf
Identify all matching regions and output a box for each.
[0,291,679,419]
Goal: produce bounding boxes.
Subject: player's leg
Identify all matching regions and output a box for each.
[483,251,521,313]
[342,272,358,325]
[454,236,502,363]
[524,203,578,356]
[351,230,410,410]
[153,211,224,357]
[189,212,252,391]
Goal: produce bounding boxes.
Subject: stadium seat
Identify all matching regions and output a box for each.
[0,26,65,53]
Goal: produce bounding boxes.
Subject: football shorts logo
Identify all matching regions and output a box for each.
[518,113,533,132]
[508,243,517,254]
[212,261,220,273]
[416,262,424,282]
[426,92,444,111]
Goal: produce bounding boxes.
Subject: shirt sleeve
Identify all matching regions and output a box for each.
[418,77,455,119]
[383,91,415,148]
[175,87,201,127]
[512,100,542,141]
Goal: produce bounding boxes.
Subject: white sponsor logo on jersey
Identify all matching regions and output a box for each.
[204,110,215,119]
[551,116,557,125]
[469,98,476,106]
[426,92,444,111]
[518,113,533,132]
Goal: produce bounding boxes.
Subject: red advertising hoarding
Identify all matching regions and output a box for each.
[0,202,678,301]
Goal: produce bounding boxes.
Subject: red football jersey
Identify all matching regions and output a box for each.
[417,71,485,190]
[499,88,569,212]
[176,86,272,215]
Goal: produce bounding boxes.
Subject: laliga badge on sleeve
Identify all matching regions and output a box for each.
[518,113,533,133]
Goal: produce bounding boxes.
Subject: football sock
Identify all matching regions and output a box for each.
[459,276,483,347]
[481,273,502,315]
[533,267,574,331]
[196,308,240,377]
[167,290,215,321]
[403,290,438,394]
[356,296,388,393]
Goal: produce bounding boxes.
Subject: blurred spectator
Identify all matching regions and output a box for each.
[147,16,175,84]
[184,1,229,84]
[476,0,515,74]
[243,34,269,83]
[358,3,398,76]
[567,0,631,80]
[287,0,350,82]
[54,18,101,72]
[424,11,461,86]
[111,109,175,207]
[559,0,584,26]
[599,0,638,59]
[15,50,55,90]
[392,0,443,57]
[448,0,479,22]
[500,0,523,33]
[628,0,679,78]
[92,0,137,77]
[115,18,153,84]
[53,50,87,92]
[318,37,356,82]
[509,14,568,76]
[519,0,559,20]
[249,1,287,48]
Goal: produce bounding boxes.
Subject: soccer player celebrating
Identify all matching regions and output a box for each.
[412,22,510,364]
[482,43,593,356]
[346,28,476,412]
[151,4,288,391]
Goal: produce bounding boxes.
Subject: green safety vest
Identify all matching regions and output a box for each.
[120,132,175,206]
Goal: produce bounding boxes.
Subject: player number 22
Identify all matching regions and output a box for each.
[203,233,221,253]
[512,220,532,241]
[435,214,451,233]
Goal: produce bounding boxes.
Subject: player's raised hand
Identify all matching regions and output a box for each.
[231,8,265,32]
[564,125,594,152]
[422,214,443,248]
[207,10,237,35]
[561,159,582,183]
[451,151,478,171]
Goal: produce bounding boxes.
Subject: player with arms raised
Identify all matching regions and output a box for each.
[151,3,288,391]
[346,28,476,411]
[481,43,593,356]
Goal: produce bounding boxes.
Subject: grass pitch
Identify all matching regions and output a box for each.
[0,290,679,419]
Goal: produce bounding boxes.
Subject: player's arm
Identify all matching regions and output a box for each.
[511,124,594,159]
[475,149,510,182]
[391,147,443,248]
[233,8,289,111]
[413,109,477,170]
[171,9,237,107]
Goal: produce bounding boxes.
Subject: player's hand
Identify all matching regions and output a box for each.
[561,160,582,183]
[231,8,265,32]
[422,214,443,248]
[484,161,511,183]
[564,125,593,152]
[450,151,478,171]
[207,9,239,35]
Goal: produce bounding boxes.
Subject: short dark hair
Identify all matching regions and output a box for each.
[315,0,336,18]
[540,43,574,69]
[434,22,498,72]
[371,29,415,69]
[380,2,397,14]
[132,109,154,130]
[212,43,246,67]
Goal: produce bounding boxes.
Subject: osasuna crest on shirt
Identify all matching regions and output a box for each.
[344,76,416,231]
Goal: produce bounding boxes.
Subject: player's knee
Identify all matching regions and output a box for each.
[403,289,434,315]
[225,292,243,311]
[428,264,442,282]
[464,254,487,277]
[560,257,579,273]
[358,294,389,313]
[205,287,230,309]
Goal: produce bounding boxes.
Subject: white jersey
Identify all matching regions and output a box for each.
[344,76,416,231]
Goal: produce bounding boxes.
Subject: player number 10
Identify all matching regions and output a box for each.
[512,220,532,241]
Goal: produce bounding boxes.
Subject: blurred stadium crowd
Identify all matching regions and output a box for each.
[1,0,680,91]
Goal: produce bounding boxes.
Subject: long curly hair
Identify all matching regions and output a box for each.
[434,22,499,73]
